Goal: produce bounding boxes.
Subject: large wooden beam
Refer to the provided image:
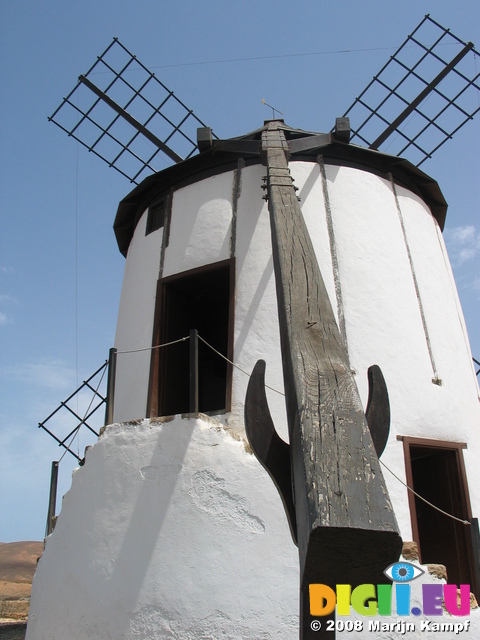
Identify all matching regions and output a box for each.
[257,121,402,638]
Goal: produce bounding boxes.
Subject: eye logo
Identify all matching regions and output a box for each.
[309,562,470,618]
[384,562,424,582]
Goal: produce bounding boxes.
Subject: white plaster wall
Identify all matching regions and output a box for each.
[113,209,163,422]
[398,186,480,520]
[400,187,479,408]
[162,172,233,278]
[434,220,480,397]
[26,417,298,640]
[318,164,480,540]
[319,165,427,538]
[111,159,480,540]
[231,164,288,439]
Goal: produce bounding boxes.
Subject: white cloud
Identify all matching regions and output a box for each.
[449,225,476,243]
[0,293,17,326]
[2,358,76,391]
[444,225,480,266]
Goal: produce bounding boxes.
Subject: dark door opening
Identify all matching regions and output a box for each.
[148,261,233,417]
[403,438,478,596]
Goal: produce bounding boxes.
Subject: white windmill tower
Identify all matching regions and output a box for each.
[28,16,480,640]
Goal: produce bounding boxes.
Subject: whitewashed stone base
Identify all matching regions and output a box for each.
[26,415,480,639]
[26,416,298,639]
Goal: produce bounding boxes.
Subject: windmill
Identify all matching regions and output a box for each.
[29,14,480,640]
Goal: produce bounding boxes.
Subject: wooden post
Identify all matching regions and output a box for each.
[469,518,480,601]
[45,461,59,537]
[105,348,117,425]
[261,122,402,638]
[189,329,199,413]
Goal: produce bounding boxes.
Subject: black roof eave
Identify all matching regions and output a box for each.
[114,133,447,257]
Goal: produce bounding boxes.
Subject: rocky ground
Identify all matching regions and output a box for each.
[0,541,43,639]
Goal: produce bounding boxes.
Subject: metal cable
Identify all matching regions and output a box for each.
[116,336,189,354]
[112,332,471,526]
[380,459,470,526]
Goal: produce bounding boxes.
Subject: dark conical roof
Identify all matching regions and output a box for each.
[114,120,447,257]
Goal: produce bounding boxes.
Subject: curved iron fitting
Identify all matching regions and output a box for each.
[245,360,297,545]
[365,364,391,459]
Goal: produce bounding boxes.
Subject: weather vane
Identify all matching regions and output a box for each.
[261,98,284,119]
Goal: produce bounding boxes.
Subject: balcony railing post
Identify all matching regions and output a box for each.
[189,329,199,413]
[105,347,117,425]
[469,517,480,601]
[45,461,59,537]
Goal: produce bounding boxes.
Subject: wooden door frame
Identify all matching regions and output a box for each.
[399,435,471,559]
[146,258,235,417]
[400,435,480,597]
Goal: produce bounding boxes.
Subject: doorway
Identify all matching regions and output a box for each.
[148,260,234,417]
[402,437,478,596]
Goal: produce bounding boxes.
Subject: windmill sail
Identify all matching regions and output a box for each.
[341,14,480,166]
[49,38,217,183]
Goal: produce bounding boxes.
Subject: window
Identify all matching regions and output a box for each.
[148,260,234,417]
[146,198,166,235]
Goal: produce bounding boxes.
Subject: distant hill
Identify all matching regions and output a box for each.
[0,542,43,585]
[0,542,43,623]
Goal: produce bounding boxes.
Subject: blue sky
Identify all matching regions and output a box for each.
[1,1,479,542]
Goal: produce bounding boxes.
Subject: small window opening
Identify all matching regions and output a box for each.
[146,198,166,235]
